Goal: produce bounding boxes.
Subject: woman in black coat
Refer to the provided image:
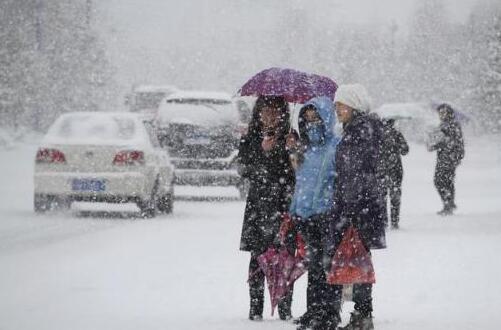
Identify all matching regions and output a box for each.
[238,95,295,321]
[331,84,387,330]
[428,103,465,215]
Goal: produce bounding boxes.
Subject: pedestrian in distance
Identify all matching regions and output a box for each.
[331,84,388,330]
[238,95,296,321]
[428,103,465,216]
[380,118,409,229]
[285,97,342,330]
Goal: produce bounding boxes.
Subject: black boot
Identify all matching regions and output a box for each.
[297,311,322,330]
[297,310,339,330]
[248,256,264,321]
[248,313,262,321]
[279,308,292,321]
[278,290,293,320]
[311,311,341,330]
[293,311,314,328]
[296,310,323,330]
[339,312,374,330]
[437,206,453,216]
[248,287,263,320]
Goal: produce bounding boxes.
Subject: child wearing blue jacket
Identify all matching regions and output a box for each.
[289,97,343,330]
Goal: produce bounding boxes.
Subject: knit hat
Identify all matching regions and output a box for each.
[333,84,371,113]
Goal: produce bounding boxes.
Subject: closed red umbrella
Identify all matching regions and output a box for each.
[253,246,306,316]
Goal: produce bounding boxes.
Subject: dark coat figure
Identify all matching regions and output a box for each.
[238,96,295,321]
[332,83,386,329]
[331,111,387,251]
[329,110,387,323]
[381,119,409,228]
[428,103,465,215]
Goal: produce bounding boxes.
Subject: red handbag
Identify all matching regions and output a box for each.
[326,226,376,285]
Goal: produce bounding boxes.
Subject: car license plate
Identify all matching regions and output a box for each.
[72,179,106,192]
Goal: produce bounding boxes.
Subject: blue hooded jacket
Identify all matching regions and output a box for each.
[289,97,340,219]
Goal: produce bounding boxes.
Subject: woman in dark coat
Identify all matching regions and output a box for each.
[428,103,465,215]
[238,95,295,321]
[331,84,387,330]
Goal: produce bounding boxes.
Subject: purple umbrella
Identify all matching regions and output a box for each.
[255,246,306,316]
[238,67,337,104]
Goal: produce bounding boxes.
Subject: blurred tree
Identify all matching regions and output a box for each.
[405,0,451,101]
[467,1,501,133]
[0,0,37,128]
[0,0,114,131]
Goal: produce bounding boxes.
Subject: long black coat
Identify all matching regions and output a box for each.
[238,133,295,254]
[330,113,387,251]
[381,123,409,179]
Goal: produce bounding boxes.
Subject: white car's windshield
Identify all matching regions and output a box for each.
[159,101,237,127]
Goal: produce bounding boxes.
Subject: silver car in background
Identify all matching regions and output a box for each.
[156,91,248,198]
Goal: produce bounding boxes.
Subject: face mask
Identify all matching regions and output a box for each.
[306,122,324,145]
[333,122,344,137]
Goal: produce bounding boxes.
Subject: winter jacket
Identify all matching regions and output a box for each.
[429,119,464,166]
[238,126,295,254]
[330,112,387,250]
[289,97,340,219]
[381,123,409,179]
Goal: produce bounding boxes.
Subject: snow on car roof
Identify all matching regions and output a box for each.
[43,112,151,147]
[157,102,238,128]
[164,90,232,102]
[133,85,178,93]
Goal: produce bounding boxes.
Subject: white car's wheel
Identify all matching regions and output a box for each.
[34,194,51,213]
[34,194,71,213]
[137,199,157,218]
[157,190,174,214]
[137,179,159,218]
[237,179,250,201]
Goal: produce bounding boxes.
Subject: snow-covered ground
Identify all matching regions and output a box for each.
[0,136,500,330]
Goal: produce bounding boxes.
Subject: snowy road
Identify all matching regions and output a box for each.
[1,138,500,330]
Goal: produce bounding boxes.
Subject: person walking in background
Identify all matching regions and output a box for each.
[428,103,465,216]
[331,84,387,330]
[238,95,296,321]
[286,97,342,330]
[381,118,409,229]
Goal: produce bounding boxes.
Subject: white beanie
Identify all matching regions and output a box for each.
[334,84,371,113]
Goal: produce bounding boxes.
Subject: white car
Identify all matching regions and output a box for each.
[34,112,175,217]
